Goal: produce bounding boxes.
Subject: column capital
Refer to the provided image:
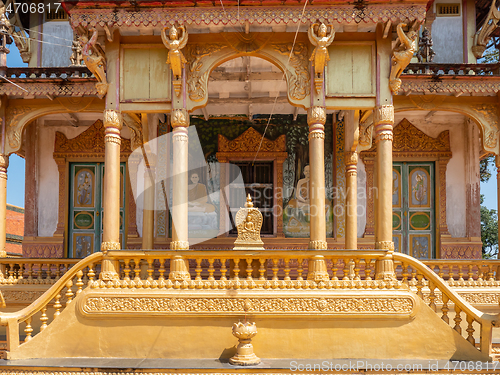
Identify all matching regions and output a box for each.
[344,151,358,177]
[307,106,326,127]
[308,240,328,250]
[0,154,8,179]
[171,108,190,128]
[373,105,394,126]
[375,240,395,251]
[103,110,123,131]
[101,241,121,254]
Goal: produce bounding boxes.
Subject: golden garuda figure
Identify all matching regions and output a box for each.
[80,28,108,98]
[161,25,188,79]
[308,23,335,77]
[389,23,418,94]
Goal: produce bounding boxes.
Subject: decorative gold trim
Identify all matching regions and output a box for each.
[376,241,395,251]
[171,109,189,128]
[170,240,189,250]
[101,241,121,252]
[218,127,286,153]
[307,106,326,126]
[309,240,328,250]
[78,293,416,316]
[390,24,417,94]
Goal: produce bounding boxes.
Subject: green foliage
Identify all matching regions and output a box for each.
[480,155,494,182]
[481,195,498,259]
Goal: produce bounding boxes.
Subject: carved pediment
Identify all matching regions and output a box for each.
[218,127,286,153]
[54,119,131,157]
[362,118,451,158]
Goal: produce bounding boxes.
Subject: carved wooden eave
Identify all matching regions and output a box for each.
[360,118,452,159]
[216,127,287,162]
[53,119,132,159]
[400,76,500,96]
[68,4,426,29]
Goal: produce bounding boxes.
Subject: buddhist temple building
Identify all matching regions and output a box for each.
[0,0,498,372]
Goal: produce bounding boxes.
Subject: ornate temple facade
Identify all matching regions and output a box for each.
[0,0,499,371]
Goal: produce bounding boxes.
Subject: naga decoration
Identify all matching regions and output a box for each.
[161,25,188,97]
[473,0,500,58]
[416,27,435,63]
[70,34,83,66]
[1,0,29,62]
[389,23,418,94]
[80,28,108,99]
[308,23,335,94]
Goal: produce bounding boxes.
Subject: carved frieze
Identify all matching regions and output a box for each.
[79,294,415,316]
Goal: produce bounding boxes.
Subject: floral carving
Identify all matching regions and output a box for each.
[218,127,286,153]
[185,44,225,102]
[273,43,310,101]
[54,120,131,157]
[6,106,32,150]
[392,119,451,153]
[470,103,499,149]
[81,296,414,315]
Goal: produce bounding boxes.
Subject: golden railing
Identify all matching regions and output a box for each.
[0,250,497,358]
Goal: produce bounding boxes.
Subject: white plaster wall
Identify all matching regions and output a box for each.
[432,0,464,63]
[38,123,133,237]
[403,119,466,237]
[38,125,87,236]
[41,22,73,67]
[357,159,366,238]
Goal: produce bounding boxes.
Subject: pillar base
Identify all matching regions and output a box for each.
[308,240,327,250]
[307,255,330,282]
[169,255,191,281]
[170,240,189,250]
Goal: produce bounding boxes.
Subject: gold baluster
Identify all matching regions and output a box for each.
[208,259,215,281]
[40,306,48,331]
[365,259,372,281]
[454,306,462,335]
[220,258,228,281]
[466,315,475,346]
[297,258,304,281]
[17,263,24,281]
[468,264,473,282]
[7,262,14,283]
[437,265,444,279]
[458,265,464,282]
[37,263,43,284]
[123,259,131,281]
[271,259,279,281]
[195,259,202,281]
[258,258,266,281]
[56,264,61,281]
[53,293,62,318]
[65,280,74,306]
[416,272,424,299]
[147,259,154,283]
[410,266,417,285]
[158,258,166,281]
[284,259,291,281]
[133,258,141,283]
[27,263,33,282]
[428,280,437,312]
[441,294,449,324]
[233,258,240,281]
[246,258,253,281]
[401,262,408,284]
[487,264,494,282]
[331,259,338,281]
[87,263,95,286]
[477,263,484,283]
[24,317,33,342]
[353,258,360,280]
[76,270,84,295]
[342,258,349,280]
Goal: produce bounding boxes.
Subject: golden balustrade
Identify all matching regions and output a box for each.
[393,253,499,356]
[0,250,498,358]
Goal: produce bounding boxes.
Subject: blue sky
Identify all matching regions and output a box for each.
[4,43,499,213]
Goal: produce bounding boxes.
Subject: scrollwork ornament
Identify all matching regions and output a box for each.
[103,110,123,131]
[376,241,395,251]
[171,109,189,128]
[307,106,326,126]
[170,240,189,250]
[309,240,328,250]
[373,105,394,126]
[308,131,325,141]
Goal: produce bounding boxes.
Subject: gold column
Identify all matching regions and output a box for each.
[0,154,8,258]
[345,151,358,249]
[307,106,327,250]
[169,109,190,280]
[142,114,155,250]
[100,109,122,280]
[373,105,396,281]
